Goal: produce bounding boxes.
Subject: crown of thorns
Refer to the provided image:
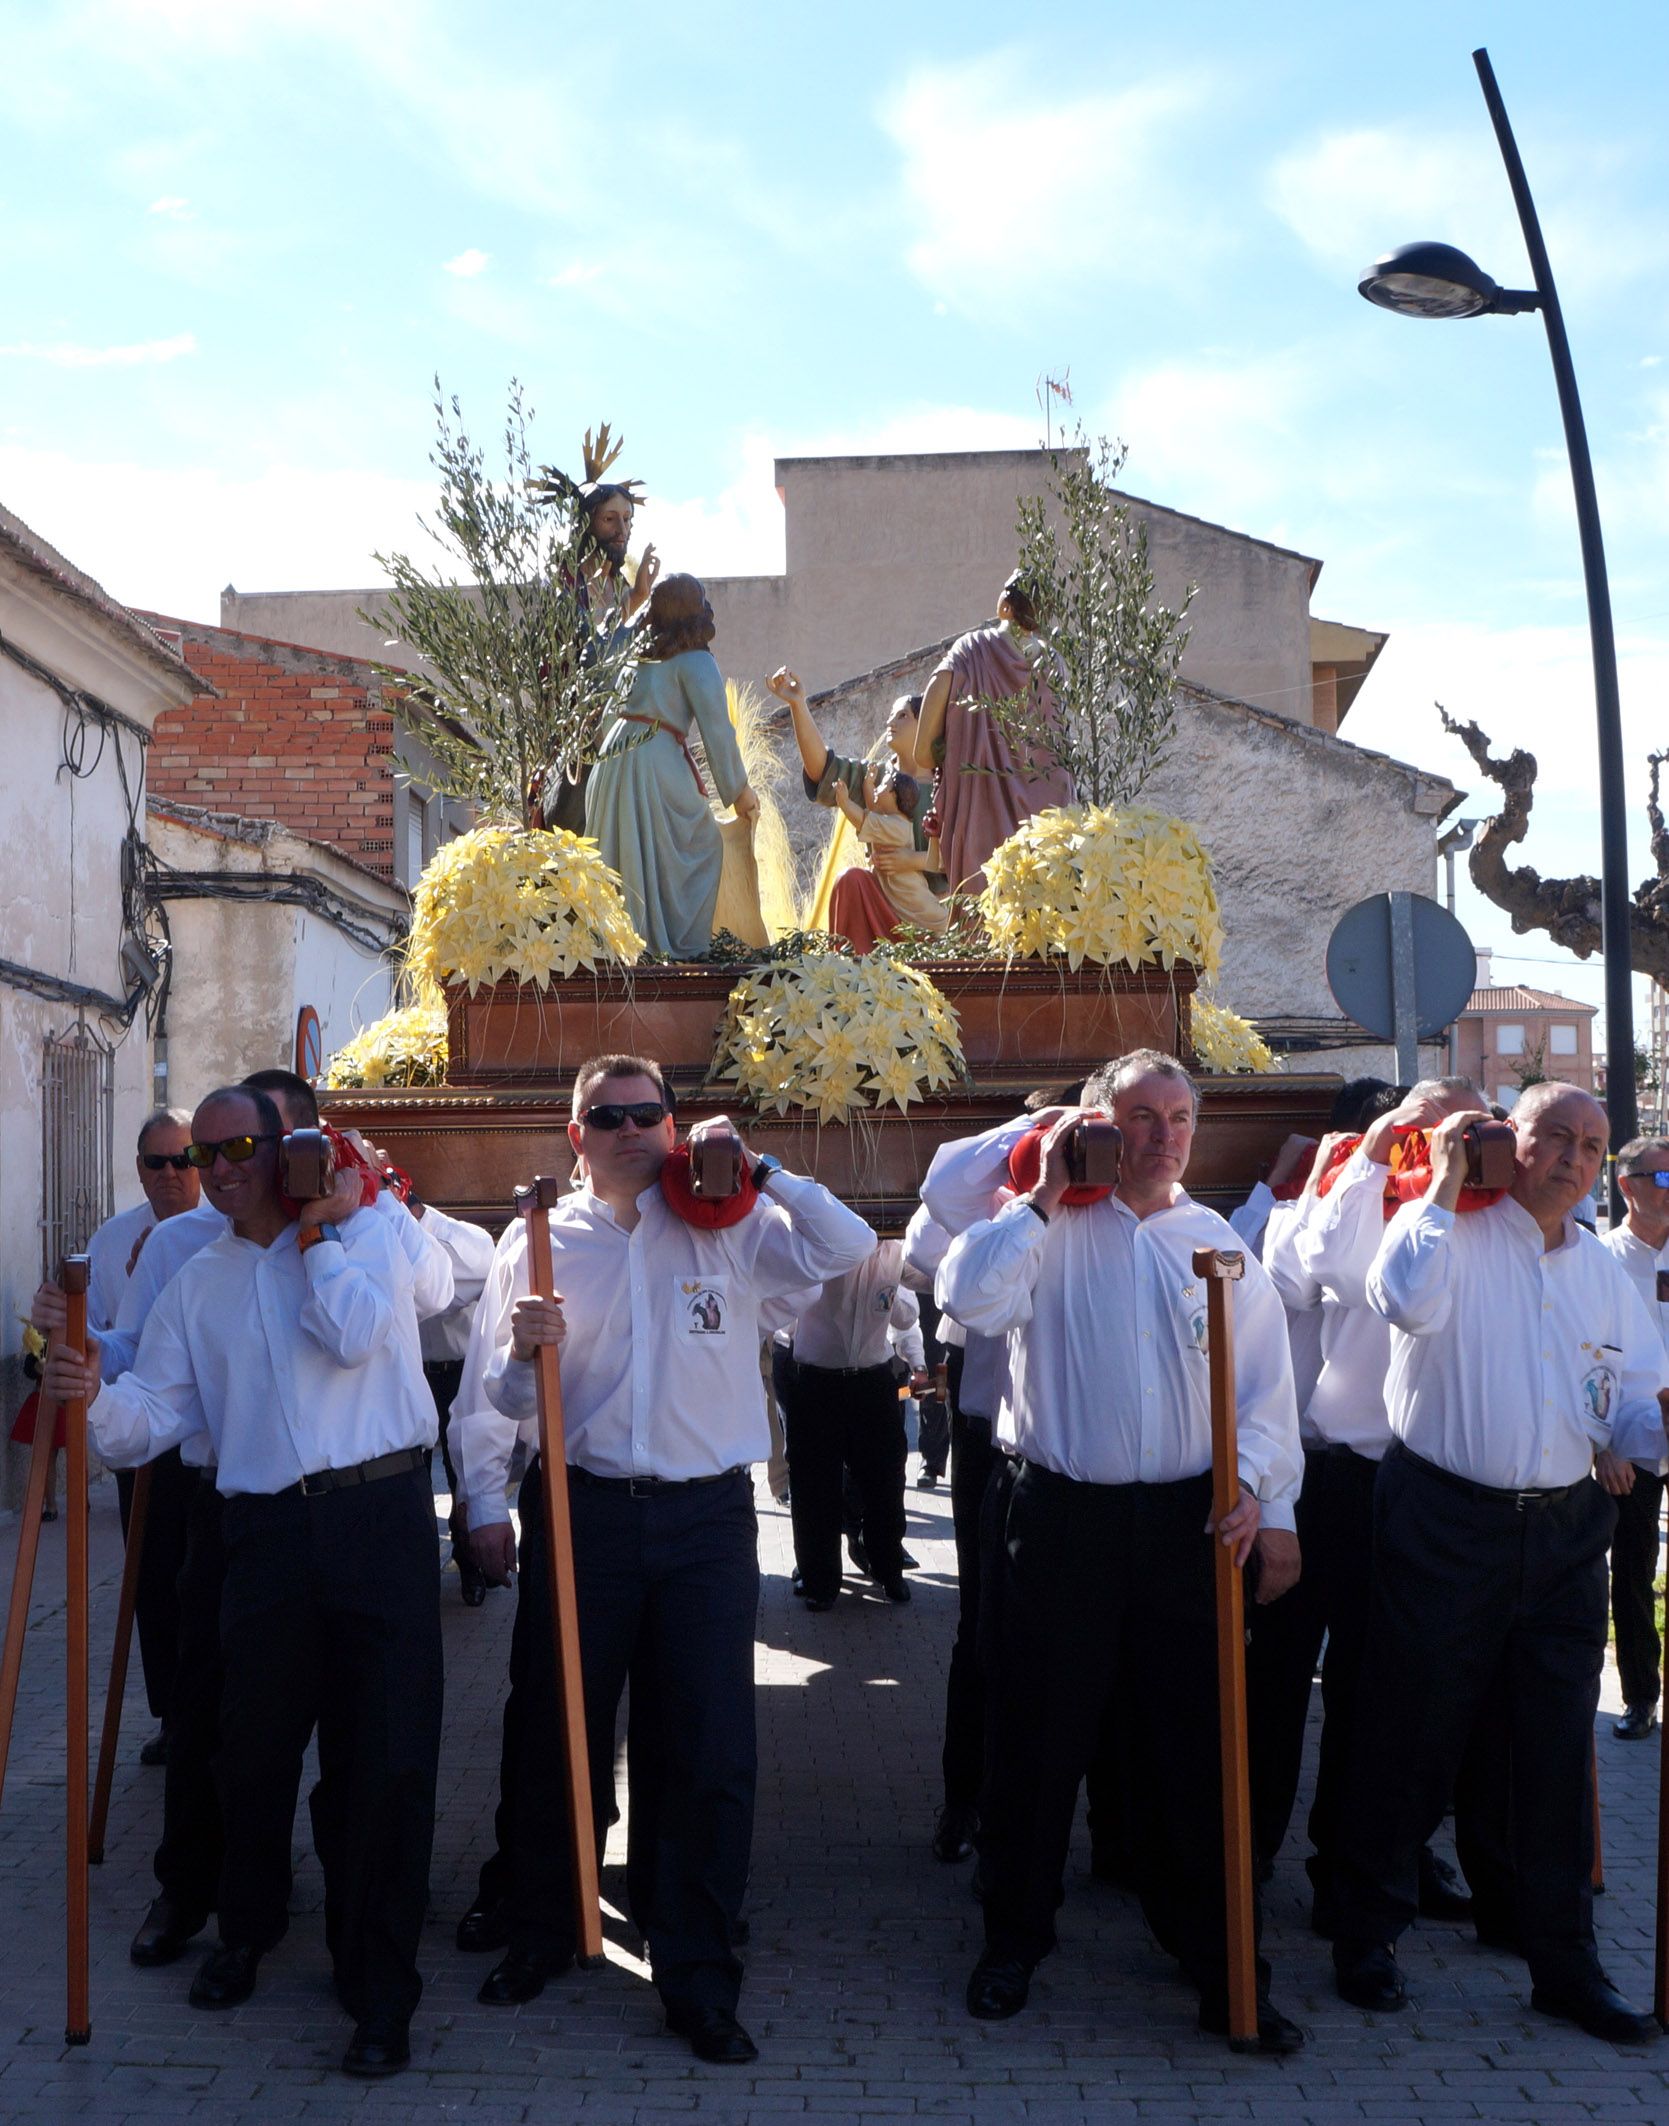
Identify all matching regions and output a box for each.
[528,422,646,514]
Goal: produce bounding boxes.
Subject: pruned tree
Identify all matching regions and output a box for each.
[1439,707,1669,982]
[992,428,1195,809]
[361,380,640,822]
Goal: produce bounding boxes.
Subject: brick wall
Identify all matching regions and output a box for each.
[139,616,397,879]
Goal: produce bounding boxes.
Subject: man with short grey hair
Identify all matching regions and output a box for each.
[1603,1135,1669,1739]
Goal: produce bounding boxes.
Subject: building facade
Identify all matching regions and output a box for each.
[1454,949,1598,1106]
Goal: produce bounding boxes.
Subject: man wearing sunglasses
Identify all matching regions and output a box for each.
[42,1080,444,2080]
[1603,1137,1669,1741]
[454,1051,876,2065]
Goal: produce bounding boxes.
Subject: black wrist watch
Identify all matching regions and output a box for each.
[751,1154,784,1191]
[1022,1192,1049,1225]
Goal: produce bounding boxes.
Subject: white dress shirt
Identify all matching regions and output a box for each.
[1243,1196,1325,1419]
[936,1123,1302,1527]
[1367,1193,1669,1486]
[103,1200,227,1382]
[1264,1151,1397,1459]
[1602,1222,1669,1359]
[87,1206,435,1494]
[457,1169,876,1527]
[415,1204,497,1363]
[86,1202,154,1336]
[791,1239,917,1370]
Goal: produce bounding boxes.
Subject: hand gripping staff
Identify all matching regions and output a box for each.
[1191,1245,1258,2052]
[0,1258,94,2044]
[516,1178,605,1966]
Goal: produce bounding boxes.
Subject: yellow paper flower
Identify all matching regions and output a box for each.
[1191,995,1280,1075]
[406,825,643,995]
[712,951,967,1124]
[978,805,1222,978]
[323,998,450,1090]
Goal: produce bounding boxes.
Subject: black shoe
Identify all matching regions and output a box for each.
[189,1942,262,2009]
[138,1726,169,1768]
[477,1946,573,2005]
[966,1951,1033,2019]
[664,2003,758,2064]
[1615,1702,1659,1741]
[342,2019,410,2077]
[803,1592,837,1613]
[1531,1973,1659,2043]
[1417,1848,1473,1922]
[130,1897,208,1967]
[932,1803,977,1863]
[1333,1944,1406,2012]
[1474,1912,1525,1958]
[916,1470,938,1490]
[790,1567,805,1597]
[455,1896,510,1954]
[880,1573,912,1603]
[1199,1994,1306,2054]
[900,1547,919,1569]
[846,1535,872,1577]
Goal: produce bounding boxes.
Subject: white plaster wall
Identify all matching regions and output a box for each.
[290,904,396,1065]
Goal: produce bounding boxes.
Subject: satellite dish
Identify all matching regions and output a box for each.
[1326,893,1476,1077]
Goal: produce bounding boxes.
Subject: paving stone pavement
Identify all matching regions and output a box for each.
[0,1469,1667,2124]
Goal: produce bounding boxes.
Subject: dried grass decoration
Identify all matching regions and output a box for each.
[714,950,966,1124]
[978,804,1225,975]
[405,824,643,993]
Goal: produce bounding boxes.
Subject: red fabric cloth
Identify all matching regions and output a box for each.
[1006,1118,1116,1207]
[1313,1128,1508,1215]
[931,624,1074,895]
[276,1124,384,1219]
[9,1389,64,1452]
[1269,1142,1319,1200]
[828,867,901,955]
[658,1143,759,1229]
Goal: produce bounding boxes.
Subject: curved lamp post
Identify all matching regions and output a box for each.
[1358,46,1637,1181]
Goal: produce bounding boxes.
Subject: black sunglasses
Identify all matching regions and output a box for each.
[1624,1168,1669,1188]
[185,1132,280,1169]
[582,1101,669,1132]
[141,1151,193,1172]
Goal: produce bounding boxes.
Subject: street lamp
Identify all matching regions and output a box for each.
[1358,46,1637,1194]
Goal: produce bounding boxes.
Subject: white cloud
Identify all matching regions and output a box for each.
[878,53,1217,318]
[146,194,195,220]
[0,332,197,367]
[1530,387,1669,542]
[548,262,603,290]
[442,247,490,278]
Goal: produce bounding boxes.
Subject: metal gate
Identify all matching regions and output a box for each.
[41,1021,114,1275]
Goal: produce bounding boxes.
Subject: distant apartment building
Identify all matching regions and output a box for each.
[1455,948,1597,1106]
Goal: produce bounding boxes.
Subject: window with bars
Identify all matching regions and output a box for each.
[41,1022,114,1276]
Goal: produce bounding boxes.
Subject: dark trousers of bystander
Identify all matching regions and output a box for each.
[980,1460,1269,2013]
[783,1360,907,1598]
[153,1471,221,1917]
[503,1460,759,2017]
[216,1466,443,2026]
[1610,1468,1666,1712]
[114,1448,197,1724]
[1334,1442,1614,1991]
[943,1354,998,1814]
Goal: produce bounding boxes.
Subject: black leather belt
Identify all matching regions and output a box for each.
[297,1447,427,1497]
[565,1461,748,1500]
[796,1359,894,1379]
[1395,1440,1588,1510]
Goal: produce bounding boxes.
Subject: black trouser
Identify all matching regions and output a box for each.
[916,1295,950,1479]
[506,1460,759,2016]
[1610,1468,1666,1709]
[942,1358,996,1812]
[981,1460,1268,2007]
[154,1474,222,1915]
[783,1361,907,1597]
[1335,1443,1614,1990]
[114,1449,196,1724]
[216,1467,443,2026]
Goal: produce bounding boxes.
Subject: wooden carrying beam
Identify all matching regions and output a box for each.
[1192,1244,1258,2051]
[516,1179,604,1965]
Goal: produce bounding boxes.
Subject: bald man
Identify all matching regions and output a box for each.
[1331,1085,1669,2042]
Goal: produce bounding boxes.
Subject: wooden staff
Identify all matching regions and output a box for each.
[60,1255,91,2047]
[1192,1245,1258,2051]
[516,1178,604,1966]
[1589,1734,1604,1895]
[0,1363,67,1812]
[89,1462,152,1863]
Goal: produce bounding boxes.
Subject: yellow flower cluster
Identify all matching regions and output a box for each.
[978,805,1224,975]
[1191,995,1280,1075]
[713,953,966,1124]
[406,826,643,994]
[323,998,450,1090]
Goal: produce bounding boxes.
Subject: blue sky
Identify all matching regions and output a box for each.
[4,0,1668,1044]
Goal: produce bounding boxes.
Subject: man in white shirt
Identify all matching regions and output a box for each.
[86,1106,201,1764]
[1331,1084,1668,2041]
[931,1048,1306,2053]
[1601,1136,1669,1739]
[455,1052,875,2065]
[781,1237,918,1608]
[43,1081,443,2080]
[409,1194,498,1606]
